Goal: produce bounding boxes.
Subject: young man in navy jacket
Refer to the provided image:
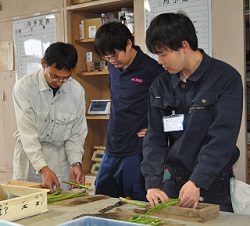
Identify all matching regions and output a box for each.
[94,22,164,201]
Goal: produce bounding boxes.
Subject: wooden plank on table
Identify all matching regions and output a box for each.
[145,203,219,223]
[50,194,108,206]
[74,208,186,226]
[8,179,43,188]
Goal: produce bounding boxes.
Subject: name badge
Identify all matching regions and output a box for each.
[163,113,184,132]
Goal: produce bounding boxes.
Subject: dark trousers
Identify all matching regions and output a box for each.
[162,170,234,212]
[95,153,147,201]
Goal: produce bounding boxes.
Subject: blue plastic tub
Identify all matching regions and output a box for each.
[58,216,141,226]
[0,220,23,226]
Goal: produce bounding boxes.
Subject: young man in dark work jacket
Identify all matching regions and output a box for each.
[141,12,243,212]
[94,22,165,201]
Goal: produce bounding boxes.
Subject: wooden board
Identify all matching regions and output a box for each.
[134,203,219,223]
[8,179,43,188]
[73,208,186,226]
[50,194,108,206]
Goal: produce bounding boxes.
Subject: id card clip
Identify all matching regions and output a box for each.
[163,110,184,132]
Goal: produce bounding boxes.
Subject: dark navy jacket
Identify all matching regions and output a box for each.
[141,50,243,190]
[106,46,165,157]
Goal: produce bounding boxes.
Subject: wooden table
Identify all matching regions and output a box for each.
[15,197,250,226]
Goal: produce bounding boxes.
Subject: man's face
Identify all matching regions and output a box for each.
[104,50,133,69]
[102,50,124,68]
[156,48,186,74]
[44,64,72,88]
[102,40,133,69]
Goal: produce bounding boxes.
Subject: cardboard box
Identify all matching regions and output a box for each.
[86,52,93,62]
[0,184,49,221]
[84,18,101,39]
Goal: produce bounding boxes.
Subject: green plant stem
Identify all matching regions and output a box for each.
[119,197,147,207]
[127,214,162,225]
[145,198,180,215]
[47,190,87,203]
[48,189,63,197]
[62,180,89,189]
[128,214,139,221]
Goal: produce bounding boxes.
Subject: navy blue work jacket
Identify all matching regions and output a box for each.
[106,46,165,157]
[142,50,243,190]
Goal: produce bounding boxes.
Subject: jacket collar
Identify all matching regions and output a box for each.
[38,68,71,93]
[172,49,212,89]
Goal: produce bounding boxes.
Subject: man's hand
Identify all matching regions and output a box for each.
[40,166,60,193]
[69,165,85,189]
[146,188,169,206]
[137,128,147,137]
[177,180,200,208]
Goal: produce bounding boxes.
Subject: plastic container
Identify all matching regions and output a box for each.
[0,220,22,226]
[79,20,84,39]
[101,13,106,25]
[58,216,141,226]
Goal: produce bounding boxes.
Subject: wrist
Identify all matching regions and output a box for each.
[39,166,49,174]
[190,180,200,189]
[70,162,82,168]
[194,183,200,189]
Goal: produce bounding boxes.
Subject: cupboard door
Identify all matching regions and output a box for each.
[0,72,17,182]
[0,18,16,182]
[0,74,5,181]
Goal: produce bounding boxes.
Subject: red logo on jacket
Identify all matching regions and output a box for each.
[131,78,143,83]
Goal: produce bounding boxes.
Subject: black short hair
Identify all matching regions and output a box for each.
[43,42,78,71]
[146,12,198,54]
[94,21,134,56]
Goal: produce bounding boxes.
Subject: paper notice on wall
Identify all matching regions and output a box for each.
[13,14,56,81]
[144,0,212,58]
[0,42,14,72]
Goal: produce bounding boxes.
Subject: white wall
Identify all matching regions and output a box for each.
[212,0,247,181]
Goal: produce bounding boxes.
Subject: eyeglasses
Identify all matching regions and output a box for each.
[102,51,121,61]
[47,73,71,83]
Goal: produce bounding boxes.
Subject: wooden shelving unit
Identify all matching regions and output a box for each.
[76,70,109,76]
[75,38,95,44]
[86,115,109,120]
[66,0,134,174]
